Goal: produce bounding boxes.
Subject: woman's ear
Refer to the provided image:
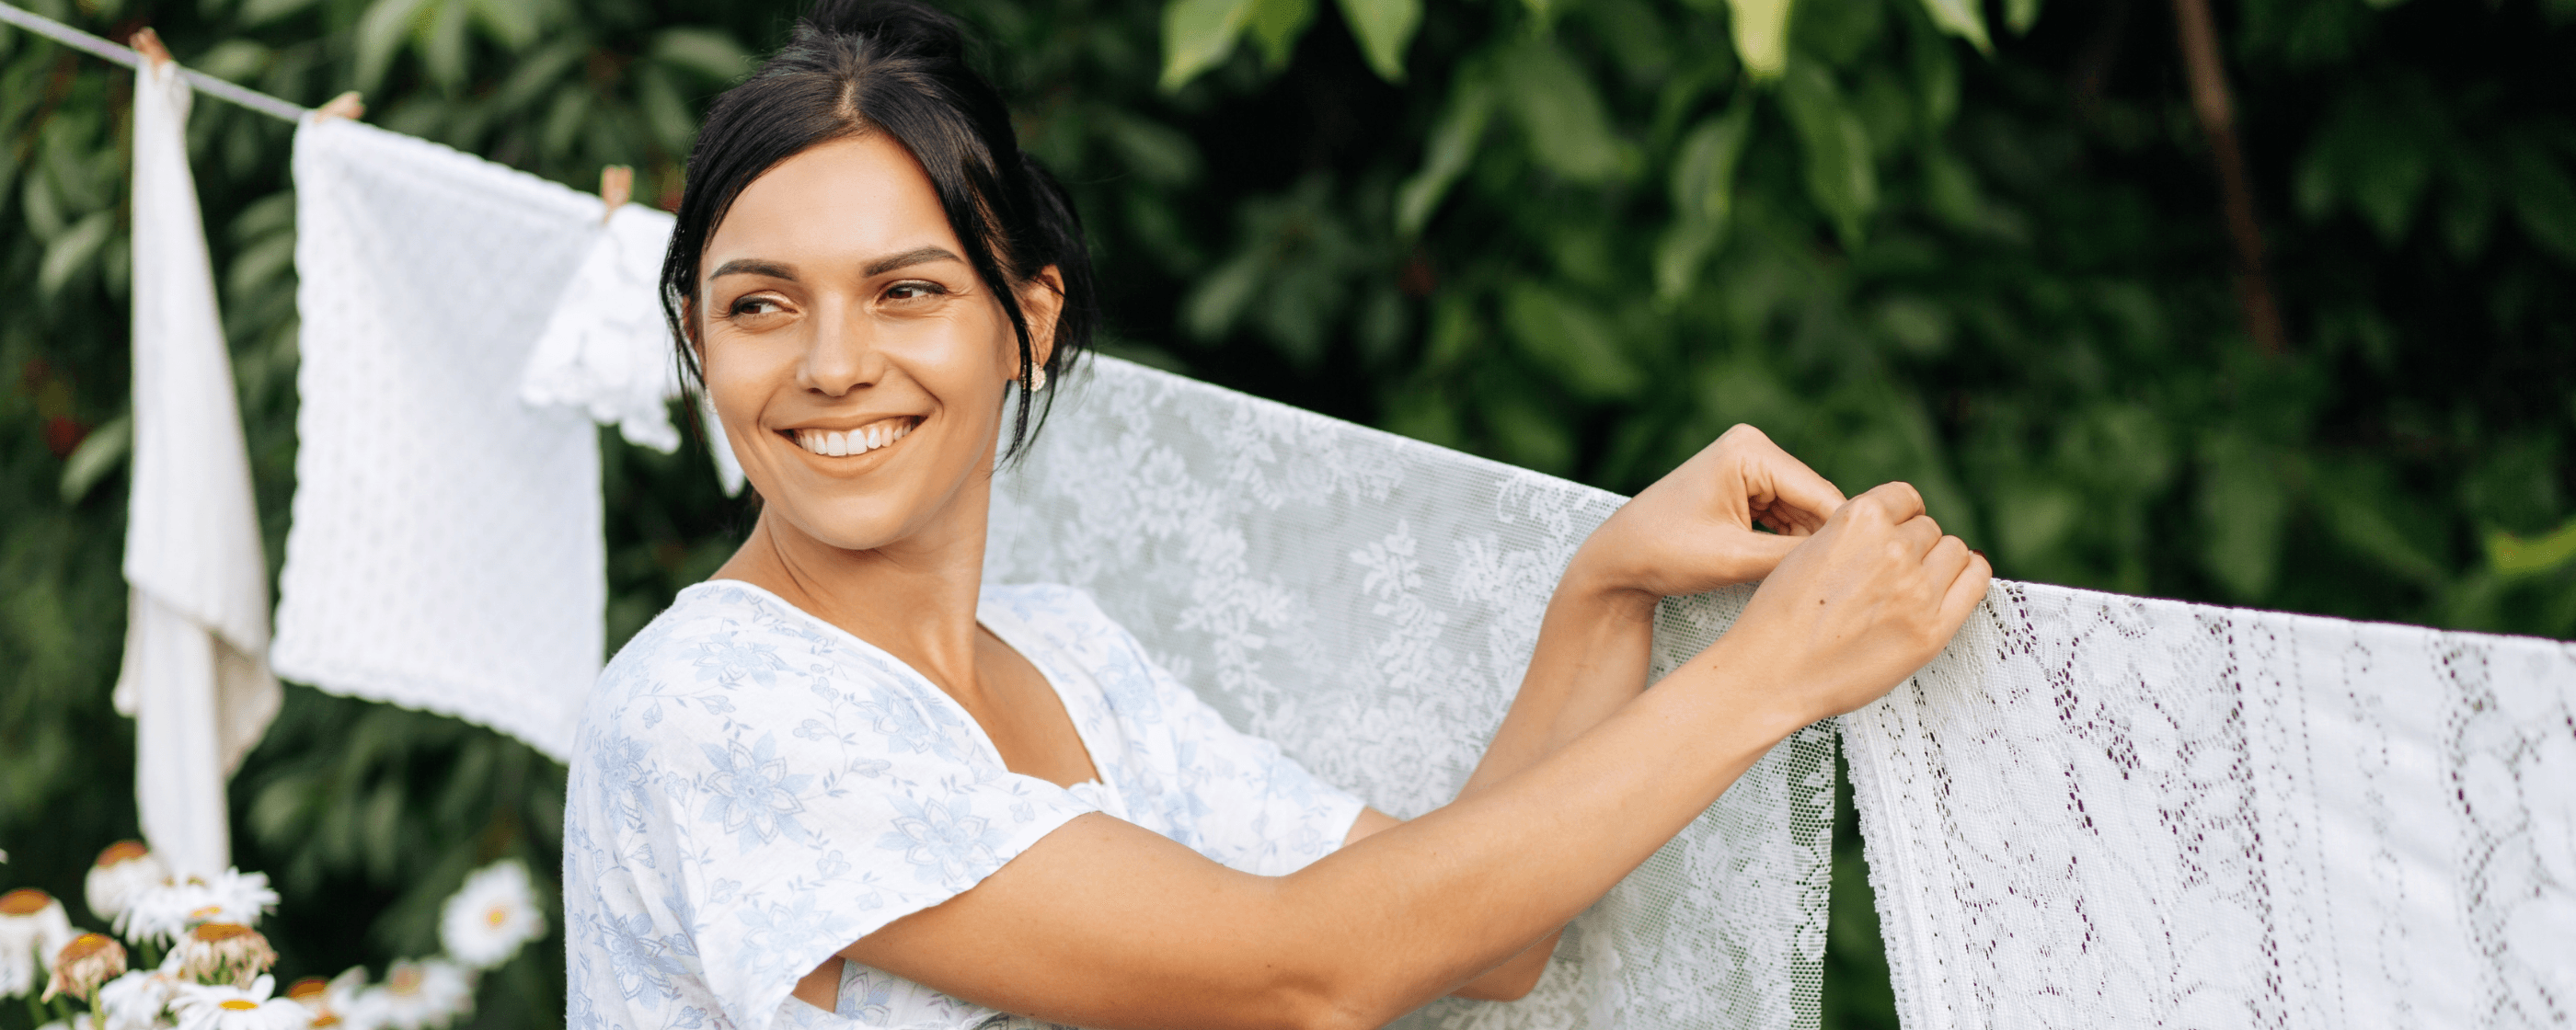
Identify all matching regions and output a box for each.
[1017,265,1065,371]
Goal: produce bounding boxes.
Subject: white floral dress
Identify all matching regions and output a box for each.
[563,581,1367,1030]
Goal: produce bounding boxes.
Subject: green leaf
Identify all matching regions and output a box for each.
[1654,95,1754,299]
[39,210,111,302]
[2488,517,2576,578]
[652,29,753,83]
[1502,282,1643,400]
[355,0,434,93]
[1725,0,1795,80]
[1498,39,1626,183]
[1337,0,1420,82]
[237,0,324,27]
[1098,111,1202,188]
[1778,61,1877,247]
[59,414,130,505]
[2004,0,2042,34]
[1914,0,1991,52]
[468,0,541,51]
[424,0,473,92]
[1395,73,1495,236]
[1161,0,1260,91]
[2502,138,2576,264]
[1181,250,1265,341]
[2196,433,2288,600]
[1246,0,1317,70]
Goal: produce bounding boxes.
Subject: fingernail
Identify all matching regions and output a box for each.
[1970,548,1987,559]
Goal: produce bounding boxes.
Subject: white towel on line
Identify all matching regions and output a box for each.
[116,57,282,878]
[272,120,608,761]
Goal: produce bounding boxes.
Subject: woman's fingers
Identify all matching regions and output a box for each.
[1934,547,1994,631]
[1740,441,1845,535]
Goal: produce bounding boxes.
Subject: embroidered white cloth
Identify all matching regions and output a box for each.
[561,580,1367,1030]
[274,120,605,761]
[1843,583,2576,1028]
[519,202,746,494]
[983,357,1837,1030]
[519,204,747,495]
[116,57,282,877]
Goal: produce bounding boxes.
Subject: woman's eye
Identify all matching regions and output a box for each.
[729,296,783,317]
[884,280,947,302]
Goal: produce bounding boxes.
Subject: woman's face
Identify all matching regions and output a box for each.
[696,133,1054,554]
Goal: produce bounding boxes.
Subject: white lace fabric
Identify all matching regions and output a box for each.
[1843,582,2576,1028]
[985,357,1836,1030]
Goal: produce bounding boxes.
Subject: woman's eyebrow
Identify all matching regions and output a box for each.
[865,246,965,276]
[709,258,796,280]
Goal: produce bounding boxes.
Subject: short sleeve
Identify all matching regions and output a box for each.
[1002,586,1367,877]
[1146,657,1369,876]
[566,584,1098,1030]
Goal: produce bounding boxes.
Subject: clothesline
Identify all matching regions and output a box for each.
[0,2,307,123]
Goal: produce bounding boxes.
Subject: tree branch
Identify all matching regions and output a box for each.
[2169,0,2288,357]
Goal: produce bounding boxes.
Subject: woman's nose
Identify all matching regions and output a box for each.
[798,305,882,396]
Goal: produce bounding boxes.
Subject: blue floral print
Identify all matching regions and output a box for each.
[564,582,1366,1030]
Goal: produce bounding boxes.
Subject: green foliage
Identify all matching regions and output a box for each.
[3,2,2572,1030]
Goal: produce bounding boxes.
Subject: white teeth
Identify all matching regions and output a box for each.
[794,420,912,457]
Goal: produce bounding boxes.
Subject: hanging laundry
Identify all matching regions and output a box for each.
[1843,586,2576,1028]
[519,201,744,494]
[985,355,1835,1030]
[271,120,609,761]
[115,52,282,878]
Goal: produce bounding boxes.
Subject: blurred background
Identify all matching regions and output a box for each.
[3,0,2571,1024]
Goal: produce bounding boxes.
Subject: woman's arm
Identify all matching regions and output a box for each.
[1364,424,1852,1000]
[840,473,1984,1030]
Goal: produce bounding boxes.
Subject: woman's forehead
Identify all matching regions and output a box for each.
[705,134,962,278]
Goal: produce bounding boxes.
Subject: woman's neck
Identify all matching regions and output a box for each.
[713,481,993,697]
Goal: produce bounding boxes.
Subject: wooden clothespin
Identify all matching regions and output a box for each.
[313,91,365,123]
[129,28,173,69]
[599,166,634,224]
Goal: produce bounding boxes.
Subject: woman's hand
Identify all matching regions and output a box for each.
[1566,425,1848,604]
[1703,481,1992,728]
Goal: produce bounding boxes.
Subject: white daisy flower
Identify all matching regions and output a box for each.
[1,888,78,1000]
[37,1013,103,1030]
[293,967,380,1030]
[96,969,180,1030]
[170,923,277,988]
[364,959,473,1030]
[171,975,310,1030]
[86,843,171,921]
[119,871,279,948]
[437,862,546,970]
[43,932,127,1002]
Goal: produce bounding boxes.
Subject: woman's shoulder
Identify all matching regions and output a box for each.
[577,580,921,754]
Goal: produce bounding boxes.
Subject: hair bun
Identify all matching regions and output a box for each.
[800,0,966,60]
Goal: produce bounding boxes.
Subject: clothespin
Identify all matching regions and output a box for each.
[313,91,365,123]
[129,28,173,69]
[599,166,634,224]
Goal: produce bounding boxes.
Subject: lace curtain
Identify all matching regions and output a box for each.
[985,356,1838,1030]
[1843,582,2576,1028]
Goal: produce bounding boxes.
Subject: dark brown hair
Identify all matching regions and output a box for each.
[660,0,1095,459]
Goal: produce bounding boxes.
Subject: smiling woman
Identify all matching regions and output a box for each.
[558,3,1991,1030]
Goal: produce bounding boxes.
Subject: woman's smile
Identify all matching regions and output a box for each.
[779,415,923,460]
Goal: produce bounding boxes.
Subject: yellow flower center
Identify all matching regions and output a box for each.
[220,1001,260,1011]
[485,906,509,928]
[190,905,227,921]
[60,933,114,961]
[0,888,52,915]
[96,841,151,867]
[389,969,421,995]
[286,978,328,1001]
[193,922,254,943]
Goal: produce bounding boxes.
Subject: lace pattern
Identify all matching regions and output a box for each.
[1843,581,2576,1028]
[985,357,1835,1030]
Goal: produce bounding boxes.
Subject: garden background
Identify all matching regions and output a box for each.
[3,0,2572,1024]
